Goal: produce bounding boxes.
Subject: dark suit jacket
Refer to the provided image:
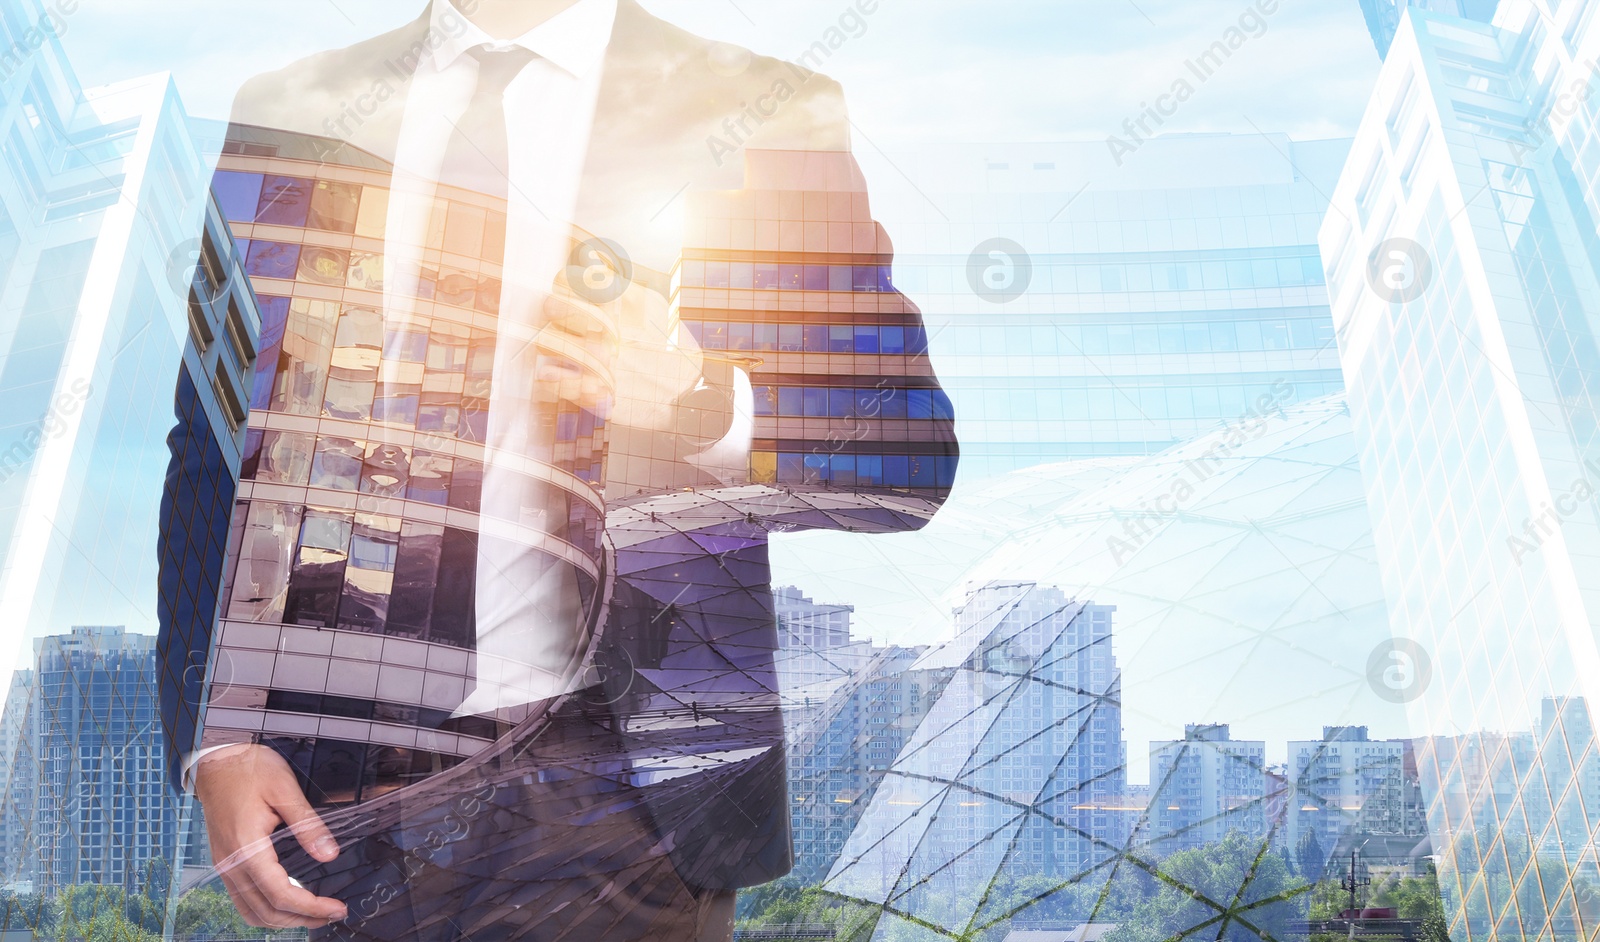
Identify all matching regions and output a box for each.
[158,0,957,892]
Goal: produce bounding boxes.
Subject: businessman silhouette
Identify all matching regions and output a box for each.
[157,1,957,939]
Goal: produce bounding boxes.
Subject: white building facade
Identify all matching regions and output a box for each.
[1321,0,1600,936]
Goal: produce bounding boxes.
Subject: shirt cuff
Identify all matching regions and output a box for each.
[181,744,246,795]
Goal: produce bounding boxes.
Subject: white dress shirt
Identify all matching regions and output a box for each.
[396,0,619,719]
[184,0,621,789]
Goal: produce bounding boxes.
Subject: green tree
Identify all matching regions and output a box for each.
[0,891,58,935]
[173,887,260,941]
[1295,830,1325,882]
[51,886,161,942]
[1103,832,1308,942]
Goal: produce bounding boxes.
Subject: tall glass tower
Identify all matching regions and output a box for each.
[1322,0,1600,937]
[12,627,176,894]
[0,0,253,716]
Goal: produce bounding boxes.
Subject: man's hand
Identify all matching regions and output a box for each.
[194,744,349,929]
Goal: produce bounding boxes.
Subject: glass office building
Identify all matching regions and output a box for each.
[852,134,1352,477]
[0,0,253,912]
[1358,0,1503,57]
[1321,1,1600,937]
[826,582,1125,938]
[785,645,952,882]
[3,627,175,894]
[0,668,31,889]
[0,0,223,667]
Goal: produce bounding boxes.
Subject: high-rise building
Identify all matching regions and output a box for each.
[1148,723,1268,854]
[18,628,177,894]
[775,585,855,652]
[674,149,958,492]
[827,583,1125,935]
[0,0,232,672]
[0,668,33,889]
[1356,0,1502,58]
[1285,727,1417,872]
[1321,1,1600,936]
[1534,696,1600,859]
[785,645,952,882]
[857,134,1351,476]
[773,586,879,713]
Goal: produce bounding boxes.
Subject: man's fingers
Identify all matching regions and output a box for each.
[218,873,269,929]
[232,878,330,930]
[239,846,349,923]
[267,785,341,863]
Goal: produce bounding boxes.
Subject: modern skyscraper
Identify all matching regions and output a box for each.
[674,149,958,492]
[1322,0,1600,936]
[1356,0,1502,58]
[0,668,33,889]
[785,645,952,882]
[826,583,1125,938]
[1148,724,1269,854]
[1534,696,1600,858]
[857,134,1351,476]
[0,0,231,674]
[15,628,178,894]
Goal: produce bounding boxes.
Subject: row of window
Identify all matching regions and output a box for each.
[680,255,1327,295]
[751,386,955,420]
[681,260,897,293]
[251,297,604,483]
[241,428,603,560]
[683,316,1335,357]
[239,239,500,314]
[943,381,1341,423]
[228,498,598,646]
[683,321,930,355]
[754,452,957,489]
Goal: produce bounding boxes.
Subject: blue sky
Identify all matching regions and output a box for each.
[58,0,1381,143]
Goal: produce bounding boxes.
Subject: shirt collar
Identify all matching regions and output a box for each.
[430,0,619,79]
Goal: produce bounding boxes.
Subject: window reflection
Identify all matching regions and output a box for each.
[385,521,445,640]
[408,451,453,505]
[271,299,338,416]
[227,500,303,623]
[337,513,400,634]
[309,180,361,233]
[284,508,353,629]
[254,430,316,486]
[311,437,363,492]
[324,306,382,420]
[256,175,311,227]
[360,443,411,499]
[300,247,351,287]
